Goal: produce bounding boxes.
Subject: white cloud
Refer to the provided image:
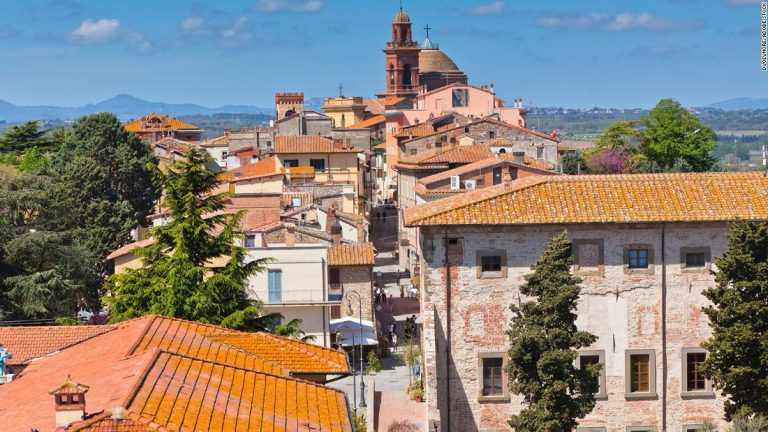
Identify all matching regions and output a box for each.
[252,0,324,13]
[465,1,507,16]
[180,16,205,31]
[536,12,703,32]
[70,18,123,43]
[68,18,152,53]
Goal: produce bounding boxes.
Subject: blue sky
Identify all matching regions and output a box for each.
[0,0,764,108]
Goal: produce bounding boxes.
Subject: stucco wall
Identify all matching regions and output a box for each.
[419,223,728,432]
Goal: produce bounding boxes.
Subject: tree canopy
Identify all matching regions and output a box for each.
[105,149,271,330]
[702,222,768,420]
[506,232,599,432]
[0,121,56,154]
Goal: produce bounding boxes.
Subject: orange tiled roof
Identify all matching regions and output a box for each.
[0,325,116,366]
[221,157,284,182]
[394,122,437,138]
[67,411,155,431]
[210,333,349,374]
[124,113,201,133]
[401,117,558,144]
[0,315,353,432]
[275,136,365,154]
[405,172,768,227]
[200,134,230,148]
[328,242,376,266]
[418,155,556,187]
[382,96,407,107]
[348,115,386,129]
[396,144,492,170]
[364,98,385,115]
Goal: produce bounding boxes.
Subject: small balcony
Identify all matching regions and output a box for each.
[285,167,358,185]
[258,289,340,305]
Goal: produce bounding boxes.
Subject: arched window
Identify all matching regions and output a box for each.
[389,64,395,86]
[499,148,507,154]
[403,64,412,86]
[285,109,296,118]
[341,114,346,128]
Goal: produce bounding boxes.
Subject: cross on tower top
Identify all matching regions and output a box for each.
[338,83,343,97]
[424,24,432,39]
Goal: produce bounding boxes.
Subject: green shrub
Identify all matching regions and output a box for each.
[366,350,382,374]
[354,414,367,432]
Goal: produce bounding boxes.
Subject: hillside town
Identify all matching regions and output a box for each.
[0,4,767,432]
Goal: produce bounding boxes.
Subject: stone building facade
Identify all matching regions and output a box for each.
[403,172,768,432]
[399,118,559,166]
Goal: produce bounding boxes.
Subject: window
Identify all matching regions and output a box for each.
[573,239,605,276]
[244,235,256,248]
[629,249,649,268]
[329,268,340,285]
[625,349,656,398]
[577,428,607,432]
[452,88,469,107]
[537,146,544,159]
[626,427,657,432]
[268,270,282,303]
[476,251,506,279]
[410,149,417,155]
[310,159,326,171]
[488,131,496,139]
[482,358,503,395]
[578,350,606,399]
[681,247,711,271]
[284,159,299,168]
[682,348,713,397]
[683,425,707,432]
[477,353,508,401]
[493,167,503,185]
[464,127,470,133]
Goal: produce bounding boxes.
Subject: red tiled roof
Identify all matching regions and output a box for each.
[221,157,284,182]
[275,136,365,154]
[124,114,201,133]
[200,134,230,148]
[152,137,194,154]
[418,155,556,187]
[401,117,559,144]
[0,325,116,366]
[0,315,353,432]
[363,99,385,115]
[327,242,376,266]
[396,144,492,170]
[405,172,768,227]
[106,238,154,260]
[347,115,386,129]
[67,411,155,431]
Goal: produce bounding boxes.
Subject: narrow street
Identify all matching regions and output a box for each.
[327,206,427,431]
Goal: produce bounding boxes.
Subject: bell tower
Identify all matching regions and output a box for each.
[377,6,421,99]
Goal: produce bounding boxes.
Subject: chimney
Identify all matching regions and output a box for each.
[328,208,343,245]
[285,223,295,248]
[512,151,525,165]
[49,376,89,428]
[551,130,559,141]
[356,219,365,242]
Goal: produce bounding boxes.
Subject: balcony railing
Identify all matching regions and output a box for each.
[257,289,337,305]
[285,167,357,185]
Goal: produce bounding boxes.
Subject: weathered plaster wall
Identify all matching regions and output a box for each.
[419,223,728,432]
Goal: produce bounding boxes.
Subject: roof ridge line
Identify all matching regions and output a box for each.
[406,176,548,225]
[251,332,347,370]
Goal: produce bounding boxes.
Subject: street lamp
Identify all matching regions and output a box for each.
[335,324,357,417]
[345,291,367,409]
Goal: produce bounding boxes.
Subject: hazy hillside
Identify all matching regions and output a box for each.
[707,97,768,110]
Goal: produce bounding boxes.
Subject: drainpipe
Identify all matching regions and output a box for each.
[661,224,668,431]
[443,228,452,432]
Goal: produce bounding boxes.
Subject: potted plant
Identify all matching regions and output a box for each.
[410,388,424,402]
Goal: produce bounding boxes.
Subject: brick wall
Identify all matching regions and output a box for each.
[419,223,728,432]
[334,265,374,322]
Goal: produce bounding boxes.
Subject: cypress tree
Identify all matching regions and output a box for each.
[702,222,768,420]
[507,232,600,432]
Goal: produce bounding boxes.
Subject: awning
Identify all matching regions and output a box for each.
[329,317,375,333]
[330,317,377,346]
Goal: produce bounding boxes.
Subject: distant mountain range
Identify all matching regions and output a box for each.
[706,97,768,110]
[0,94,275,123]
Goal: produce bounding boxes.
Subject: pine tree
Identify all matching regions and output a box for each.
[105,149,271,330]
[506,232,600,432]
[701,222,768,420]
[0,121,56,154]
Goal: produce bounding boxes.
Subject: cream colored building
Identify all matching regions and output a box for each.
[274,136,368,214]
[322,96,367,129]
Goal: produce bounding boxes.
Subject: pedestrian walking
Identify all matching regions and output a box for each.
[392,333,398,350]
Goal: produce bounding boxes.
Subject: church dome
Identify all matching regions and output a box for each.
[393,10,411,24]
[419,49,461,73]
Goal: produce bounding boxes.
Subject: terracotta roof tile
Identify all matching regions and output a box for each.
[401,117,558,144]
[405,172,768,227]
[0,325,116,366]
[124,114,201,133]
[275,136,365,154]
[363,99,385,115]
[328,242,376,266]
[0,315,353,432]
[209,333,349,374]
[221,157,283,182]
[347,115,386,129]
[396,145,492,170]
